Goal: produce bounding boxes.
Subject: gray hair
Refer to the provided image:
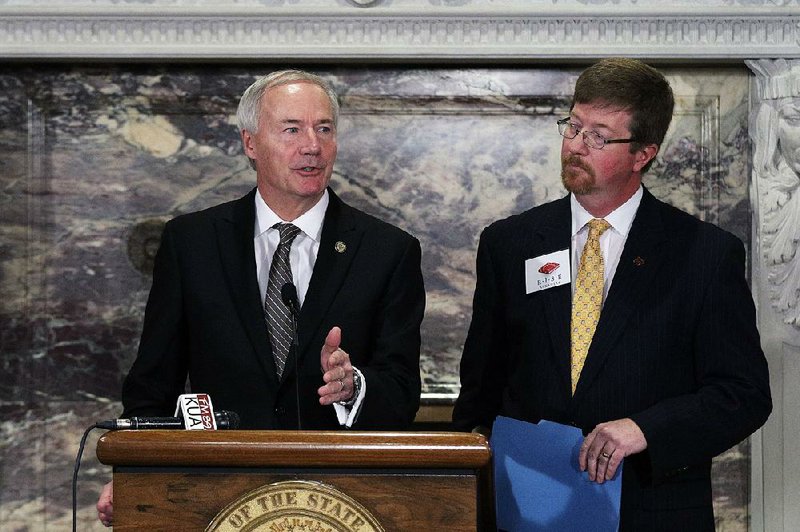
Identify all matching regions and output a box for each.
[236,69,340,134]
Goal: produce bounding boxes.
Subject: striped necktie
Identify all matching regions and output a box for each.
[570,218,611,395]
[264,223,301,378]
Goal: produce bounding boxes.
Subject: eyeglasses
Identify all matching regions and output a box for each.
[557,118,637,150]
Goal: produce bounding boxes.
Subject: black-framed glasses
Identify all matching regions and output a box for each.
[557,118,637,150]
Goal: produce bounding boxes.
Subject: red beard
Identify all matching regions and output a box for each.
[561,155,595,194]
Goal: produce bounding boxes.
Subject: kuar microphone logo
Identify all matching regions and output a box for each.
[175,393,218,430]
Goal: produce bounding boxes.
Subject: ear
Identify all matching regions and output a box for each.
[241,129,256,159]
[633,144,659,173]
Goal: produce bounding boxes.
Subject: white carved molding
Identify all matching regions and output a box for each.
[0,6,798,60]
[748,57,800,532]
[749,58,800,330]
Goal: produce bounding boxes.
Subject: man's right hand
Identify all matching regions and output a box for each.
[97,480,113,527]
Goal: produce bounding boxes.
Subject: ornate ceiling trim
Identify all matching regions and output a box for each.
[1,6,797,61]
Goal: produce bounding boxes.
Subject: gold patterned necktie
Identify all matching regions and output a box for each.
[570,218,611,395]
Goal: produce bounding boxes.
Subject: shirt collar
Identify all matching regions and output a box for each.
[254,189,329,243]
[570,185,643,238]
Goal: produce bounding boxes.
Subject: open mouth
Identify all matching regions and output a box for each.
[292,164,324,173]
[290,166,325,177]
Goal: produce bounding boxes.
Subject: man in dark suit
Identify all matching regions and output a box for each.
[97,69,424,526]
[452,58,771,530]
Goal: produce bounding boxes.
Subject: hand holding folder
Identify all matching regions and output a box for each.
[490,416,623,531]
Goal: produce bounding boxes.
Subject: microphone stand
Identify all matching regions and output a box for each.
[281,283,302,430]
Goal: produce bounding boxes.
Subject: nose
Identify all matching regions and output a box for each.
[565,132,589,154]
[300,129,321,155]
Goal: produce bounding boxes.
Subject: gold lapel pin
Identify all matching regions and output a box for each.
[335,241,347,253]
[633,256,645,266]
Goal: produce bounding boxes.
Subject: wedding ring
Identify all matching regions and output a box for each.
[338,378,344,392]
[601,452,611,458]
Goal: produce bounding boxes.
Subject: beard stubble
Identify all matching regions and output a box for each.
[561,154,595,195]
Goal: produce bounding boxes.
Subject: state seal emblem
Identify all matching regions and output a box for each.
[206,480,385,532]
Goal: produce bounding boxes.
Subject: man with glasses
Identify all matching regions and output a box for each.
[453,58,771,530]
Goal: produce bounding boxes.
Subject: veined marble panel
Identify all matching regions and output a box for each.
[0,64,752,529]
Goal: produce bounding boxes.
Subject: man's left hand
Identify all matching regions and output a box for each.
[318,326,354,405]
[579,418,647,484]
[96,480,113,527]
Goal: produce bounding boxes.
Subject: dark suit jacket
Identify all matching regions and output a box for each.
[122,187,425,430]
[453,188,771,530]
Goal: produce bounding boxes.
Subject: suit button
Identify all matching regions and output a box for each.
[274,406,286,416]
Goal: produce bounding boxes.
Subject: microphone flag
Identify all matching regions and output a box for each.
[175,393,217,430]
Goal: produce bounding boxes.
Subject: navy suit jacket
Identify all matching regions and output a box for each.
[122,187,425,430]
[453,188,771,530]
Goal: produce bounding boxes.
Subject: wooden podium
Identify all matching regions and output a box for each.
[96,430,494,531]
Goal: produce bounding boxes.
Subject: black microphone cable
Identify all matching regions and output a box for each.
[72,410,240,530]
[72,423,102,532]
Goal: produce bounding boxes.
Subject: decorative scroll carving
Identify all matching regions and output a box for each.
[0,8,798,59]
[748,59,800,328]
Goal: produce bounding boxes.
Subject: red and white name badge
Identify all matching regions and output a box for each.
[525,249,571,294]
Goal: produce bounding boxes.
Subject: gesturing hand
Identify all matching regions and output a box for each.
[318,326,354,405]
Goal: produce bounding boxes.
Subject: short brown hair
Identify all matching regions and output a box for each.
[573,58,674,172]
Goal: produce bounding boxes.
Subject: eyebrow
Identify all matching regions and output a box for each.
[570,115,621,135]
[279,118,334,125]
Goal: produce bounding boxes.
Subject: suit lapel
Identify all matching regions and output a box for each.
[292,189,363,370]
[535,196,574,395]
[573,188,669,398]
[215,188,280,386]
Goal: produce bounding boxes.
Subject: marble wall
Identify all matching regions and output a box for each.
[0,64,753,529]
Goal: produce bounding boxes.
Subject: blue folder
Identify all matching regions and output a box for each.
[490,416,623,531]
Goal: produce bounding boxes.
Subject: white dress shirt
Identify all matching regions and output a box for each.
[253,189,364,427]
[254,190,327,306]
[570,186,643,302]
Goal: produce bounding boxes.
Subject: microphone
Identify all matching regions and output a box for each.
[281,283,299,317]
[97,410,240,430]
[280,282,302,430]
